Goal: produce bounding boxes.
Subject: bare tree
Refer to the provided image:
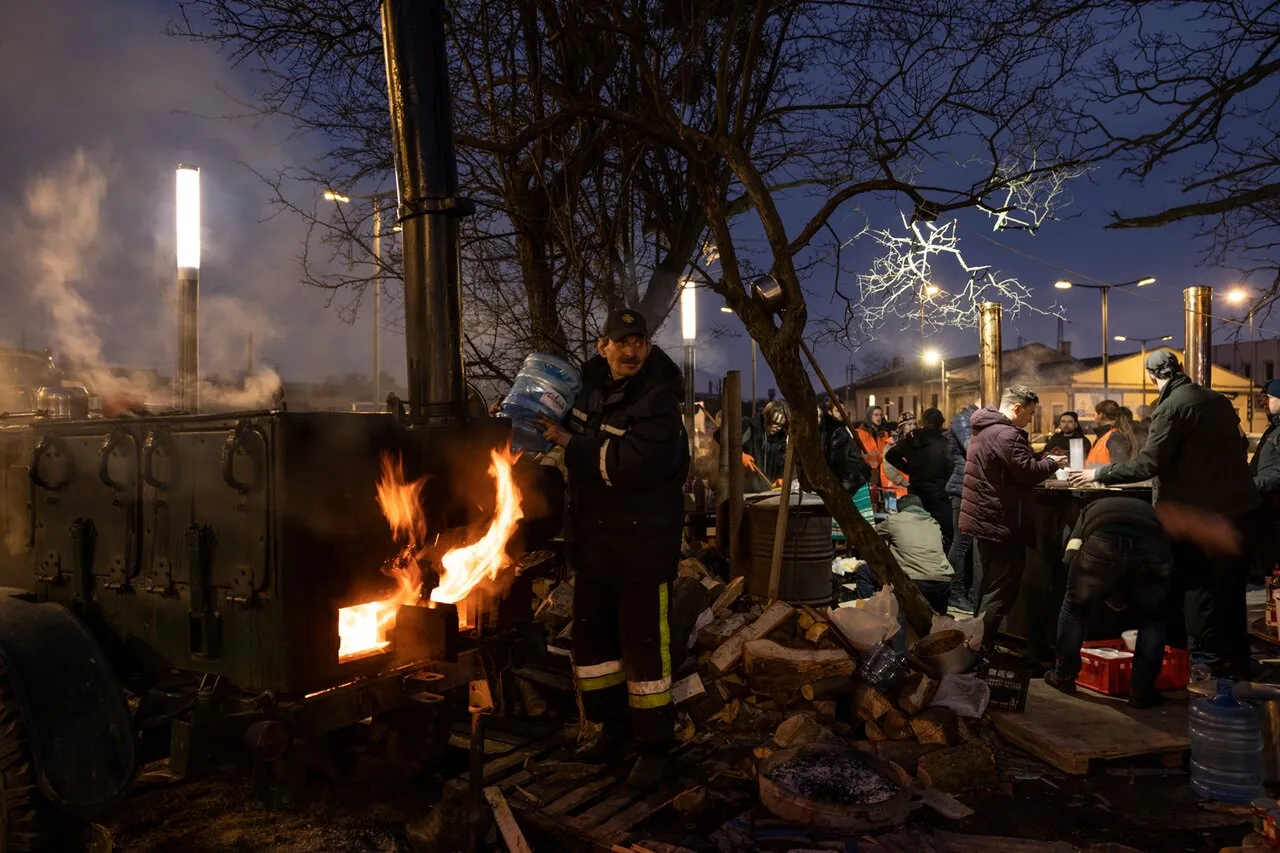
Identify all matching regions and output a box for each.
[539,0,1106,632]
[170,0,711,389]
[1093,1,1280,309]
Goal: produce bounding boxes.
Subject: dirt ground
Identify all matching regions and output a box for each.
[100,725,1258,853]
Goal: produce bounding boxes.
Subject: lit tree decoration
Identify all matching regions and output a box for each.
[980,157,1091,234]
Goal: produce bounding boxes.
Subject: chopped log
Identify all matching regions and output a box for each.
[810,699,837,720]
[708,699,741,729]
[911,707,960,747]
[678,558,710,580]
[743,640,856,704]
[881,708,914,741]
[671,673,706,705]
[852,685,896,723]
[897,672,940,716]
[483,787,533,853]
[796,609,819,633]
[515,678,546,717]
[534,580,574,622]
[872,740,943,775]
[864,719,887,742]
[772,713,837,749]
[916,741,998,793]
[708,600,794,675]
[696,612,753,653]
[800,675,856,701]
[804,622,830,646]
[672,786,706,814]
[711,576,745,615]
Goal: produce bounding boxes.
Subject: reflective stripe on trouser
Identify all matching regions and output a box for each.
[572,576,675,743]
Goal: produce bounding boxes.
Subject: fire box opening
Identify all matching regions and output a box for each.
[337,444,523,662]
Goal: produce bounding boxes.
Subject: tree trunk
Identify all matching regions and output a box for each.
[758,343,934,636]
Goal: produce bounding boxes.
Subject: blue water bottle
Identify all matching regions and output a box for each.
[497,353,583,452]
[1189,679,1265,804]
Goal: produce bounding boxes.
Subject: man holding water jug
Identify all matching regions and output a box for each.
[538,307,690,789]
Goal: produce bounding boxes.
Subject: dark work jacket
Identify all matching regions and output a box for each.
[885,427,953,501]
[1063,496,1171,574]
[1097,374,1259,518]
[819,412,870,494]
[564,347,689,584]
[944,405,977,498]
[1041,430,1091,459]
[1253,412,1280,501]
[959,406,1059,544]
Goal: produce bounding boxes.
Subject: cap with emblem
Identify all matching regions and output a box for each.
[1145,349,1182,380]
[603,307,648,342]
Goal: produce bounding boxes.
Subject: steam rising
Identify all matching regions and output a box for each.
[15,149,281,411]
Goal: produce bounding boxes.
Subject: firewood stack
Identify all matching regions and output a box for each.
[528,556,1000,797]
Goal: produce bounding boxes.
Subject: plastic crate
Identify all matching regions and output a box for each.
[977,652,1033,713]
[1075,639,1190,696]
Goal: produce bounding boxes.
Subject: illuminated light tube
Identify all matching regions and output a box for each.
[681,280,697,341]
[176,164,200,271]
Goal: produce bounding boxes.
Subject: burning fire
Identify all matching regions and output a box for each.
[337,445,524,661]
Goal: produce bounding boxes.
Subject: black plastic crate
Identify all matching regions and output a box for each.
[977,652,1033,713]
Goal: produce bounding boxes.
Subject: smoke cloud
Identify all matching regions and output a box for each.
[13,148,282,411]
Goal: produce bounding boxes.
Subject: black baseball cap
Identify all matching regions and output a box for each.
[603,307,648,341]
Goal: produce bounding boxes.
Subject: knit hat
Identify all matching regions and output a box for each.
[1144,349,1182,380]
[1266,379,1280,400]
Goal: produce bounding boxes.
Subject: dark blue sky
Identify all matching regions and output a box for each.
[0,0,1267,394]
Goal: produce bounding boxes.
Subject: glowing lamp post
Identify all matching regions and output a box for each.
[681,280,697,456]
[1054,276,1155,399]
[176,164,201,412]
[923,348,946,413]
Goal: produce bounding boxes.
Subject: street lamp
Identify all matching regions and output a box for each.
[325,188,394,407]
[1053,276,1156,398]
[681,280,697,454]
[1224,286,1258,427]
[1114,334,1174,408]
[920,283,942,410]
[922,348,946,413]
[176,164,201,412]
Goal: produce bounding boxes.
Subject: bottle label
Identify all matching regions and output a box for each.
[539,389,569,417]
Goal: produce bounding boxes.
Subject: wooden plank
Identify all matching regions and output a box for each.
[543,773,620,815]
[569,788,644,831]
[711,576,745,616]
[767,438,797,600]
[483,787,533,853]
[479,733,566,784]
[596,761,731,843]
[990,680,1189,775]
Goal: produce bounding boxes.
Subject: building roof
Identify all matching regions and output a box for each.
[839,342,1080,392]
[1071,346,1252,391]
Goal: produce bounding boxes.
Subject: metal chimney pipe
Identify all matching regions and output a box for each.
[380,0,473,424]
[1184,285,1213,387]
[176,164,201,413]
[978,302,1003,407]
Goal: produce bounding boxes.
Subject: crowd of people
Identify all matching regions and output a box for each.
[735,353,1280,706]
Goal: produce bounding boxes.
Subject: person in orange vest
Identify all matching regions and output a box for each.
[853,405,891,505]
[1086,400,1138,467]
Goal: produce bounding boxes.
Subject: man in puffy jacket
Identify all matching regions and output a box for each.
[540,307,689,788]
[1070,350,1259,676]
[960,385,1063,645]
[885,408,954,546]
[945,403,979,610]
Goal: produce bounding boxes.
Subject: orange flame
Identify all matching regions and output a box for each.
[337,445,524,661]
[430,444,524,605]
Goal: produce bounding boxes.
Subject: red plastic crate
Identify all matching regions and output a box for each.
[1075,639,1190,695]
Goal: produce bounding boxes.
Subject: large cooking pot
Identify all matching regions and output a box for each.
[36,386,90,419]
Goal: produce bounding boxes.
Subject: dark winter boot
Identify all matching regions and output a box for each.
[625,745,670,790]
[1043,670,1077,696]
[574,719,631,764]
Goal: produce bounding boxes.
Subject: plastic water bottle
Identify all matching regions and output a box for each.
[497,353,583,453]
[1189,679,1265,804]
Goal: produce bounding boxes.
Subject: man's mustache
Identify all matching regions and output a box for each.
[620,358,641,366]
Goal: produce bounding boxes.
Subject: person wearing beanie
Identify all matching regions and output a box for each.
[1069,349,1259,677]
[1253,378,1280,501]
[885,407,955,546]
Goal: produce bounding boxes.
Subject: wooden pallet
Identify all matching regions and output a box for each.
[502,737,732,851]
[990,679,1189,774]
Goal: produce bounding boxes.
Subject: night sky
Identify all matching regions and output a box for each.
[0,0,1267,398]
